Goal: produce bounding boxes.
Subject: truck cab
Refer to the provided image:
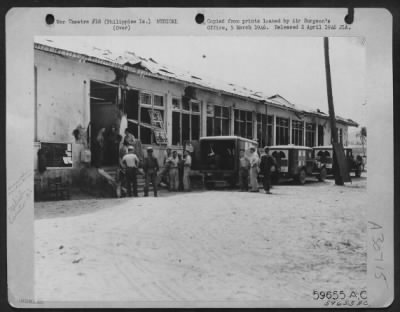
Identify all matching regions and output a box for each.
[199,136,258,189]
[270,145,326,184]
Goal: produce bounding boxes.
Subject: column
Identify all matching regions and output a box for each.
[273,115,276,145]
[252,110,257,141]
[82,80,89,127]
[230,106,235,135]
[303,120,306,146]
[289,117,292,145]
[315,121,319,146]
[201,100,207,137]
[166,91,173,145]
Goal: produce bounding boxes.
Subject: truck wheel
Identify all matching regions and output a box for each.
[318,167,327,182]
[297,169,306,185]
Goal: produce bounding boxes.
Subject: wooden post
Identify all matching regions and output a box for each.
[324,37,350,185]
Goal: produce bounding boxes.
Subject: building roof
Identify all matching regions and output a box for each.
[34,38,358,127]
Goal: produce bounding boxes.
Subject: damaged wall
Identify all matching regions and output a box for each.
[35,50,116,171]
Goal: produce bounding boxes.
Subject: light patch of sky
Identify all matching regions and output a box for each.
[43,36,366,127]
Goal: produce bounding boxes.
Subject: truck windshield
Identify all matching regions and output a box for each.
[200,140,236,170]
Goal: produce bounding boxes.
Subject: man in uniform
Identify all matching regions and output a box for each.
[259,146,277,194]
[167,150,179,191]
[183,150,192,191]
[238,149,250,191]
[121,146,139,197]
[143,147,159,197]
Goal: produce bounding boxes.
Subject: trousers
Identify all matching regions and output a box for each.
[262,172,271,192]
[125,167,138,197]
[249,166,259,191]
[144,170,158,196]
[239,167,249,191]
[169,168,179,191]
[183,167,191,191]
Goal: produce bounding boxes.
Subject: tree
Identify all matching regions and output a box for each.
[357,126,367,156]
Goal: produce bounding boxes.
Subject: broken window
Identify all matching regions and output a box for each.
[138,92,165,145]
[276,117,289,145]
[234,109,252,139]
[305,123,316,147]
[292,120,304,146]
[172,98,201,145]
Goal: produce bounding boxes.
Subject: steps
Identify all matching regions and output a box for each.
[100,167,155,197]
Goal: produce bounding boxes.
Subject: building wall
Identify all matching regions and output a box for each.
[34,49,352,177]
[35,50,116,172]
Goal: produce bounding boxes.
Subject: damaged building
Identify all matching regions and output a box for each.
[33,38,358,197]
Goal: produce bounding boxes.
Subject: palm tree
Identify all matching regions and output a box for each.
[356,126,367,156]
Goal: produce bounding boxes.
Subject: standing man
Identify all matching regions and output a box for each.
[108,125,120,164]
[259,146,277,194]
[123,128,136,146]
[160,147,172,187]
[143,147,159,197]
[248,146,260,192]
[183,150,192,191]
[121,146,139,197]
[238,149,250,191]
[178,153,184,191]
[94,128,106,168]
[167,150,179,191]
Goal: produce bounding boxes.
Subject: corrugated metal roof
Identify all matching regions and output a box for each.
[34,38,358,127]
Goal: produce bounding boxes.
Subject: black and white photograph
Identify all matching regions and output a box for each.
[5,7,394,309]
[32,35,368,302]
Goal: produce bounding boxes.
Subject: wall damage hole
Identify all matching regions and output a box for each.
[195,13,205,24]
[45,14,55,25]
[344,8,354,24]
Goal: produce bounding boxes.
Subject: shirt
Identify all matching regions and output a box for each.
[239,156,250,168]
[184,155,192,167]
[248,152,259,168]
[143,156,159,172]
[167,157,179,168]
[122,153,139,168]
[124,133,136,146]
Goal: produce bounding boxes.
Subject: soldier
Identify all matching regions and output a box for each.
[259,146,277,194]
[143,147,159,197]
[183,150,192,191]
[238,149,250,191]
[167,150,179,191]
[121,146,139,197]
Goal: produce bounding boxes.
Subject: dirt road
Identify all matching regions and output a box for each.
[34,177,367,304]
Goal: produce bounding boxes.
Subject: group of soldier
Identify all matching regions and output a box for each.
[239,146,277,194]
[119,129,192,198]
[118,127,276,197]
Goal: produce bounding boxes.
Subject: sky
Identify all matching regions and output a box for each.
[46,36,366,128]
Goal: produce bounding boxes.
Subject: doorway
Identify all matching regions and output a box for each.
[90,81,120,167]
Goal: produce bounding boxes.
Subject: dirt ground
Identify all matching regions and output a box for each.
[34,176,367,304]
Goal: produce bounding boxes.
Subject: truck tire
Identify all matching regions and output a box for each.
[318,167,327,182]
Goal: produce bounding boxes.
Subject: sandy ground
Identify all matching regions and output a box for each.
[34,177,367,303]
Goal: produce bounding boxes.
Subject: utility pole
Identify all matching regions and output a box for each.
[323,37,350,185]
